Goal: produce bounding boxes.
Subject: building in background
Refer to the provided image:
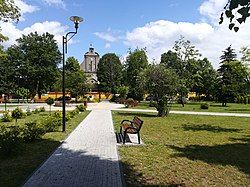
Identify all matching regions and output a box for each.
[80,44,100,83]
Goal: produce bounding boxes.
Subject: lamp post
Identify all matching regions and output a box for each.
[62,16,83,132]
[97,81,101,102]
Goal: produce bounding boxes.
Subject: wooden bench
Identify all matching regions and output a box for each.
[119,116,143,144]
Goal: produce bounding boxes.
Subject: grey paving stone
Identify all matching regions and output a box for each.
[24,106,122,187]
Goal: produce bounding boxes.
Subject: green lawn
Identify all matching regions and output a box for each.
[0,111,90,187]
[112,111,250,186]
[133,101,250,113]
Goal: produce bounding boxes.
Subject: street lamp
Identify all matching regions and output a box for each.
[62,16,83,132]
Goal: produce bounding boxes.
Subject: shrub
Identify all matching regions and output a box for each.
[42,117,61,132]
[149,100,157,107]
[65,113,71,121]
[200,103,209,109]
[1,111,13,122]
[76,104,86,112]
[126,98,138,108]
[22,122,45,142]
[33,108,40,114]
[11,107,25,123]
[46,97,54,113]
[26,107,32,116]
[68,109,79,118]
[0,126,22,156]
[40,107,46,112]
[53,110,62,118]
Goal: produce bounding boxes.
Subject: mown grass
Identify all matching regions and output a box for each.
[133,101,250,113]
[112,111,250,186]
[0,111,90,187]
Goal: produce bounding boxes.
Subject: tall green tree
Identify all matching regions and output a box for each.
[97,53,123,93]
[0,0,21,42]
[0,45,16,94]
[220,0,250,32]
[64,57,88,101]
[217,46,249,106]
[139,64,178,117]
[124,48,148,101]
[7,32,61,98]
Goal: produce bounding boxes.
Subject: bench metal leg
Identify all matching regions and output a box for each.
[138,132,140,144]
[123,132,126,144]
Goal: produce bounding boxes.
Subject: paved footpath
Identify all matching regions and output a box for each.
[24,102,123,187]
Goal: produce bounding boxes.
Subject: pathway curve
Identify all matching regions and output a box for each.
[24,101,123,187]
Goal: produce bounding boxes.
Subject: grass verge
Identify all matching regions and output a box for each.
[133,101,250,114]
[112,111,250,186]
[0,111,90,187]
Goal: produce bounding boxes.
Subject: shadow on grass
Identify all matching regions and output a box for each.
[167,138,250,175]
[0,138,61,187]
[114,112,157,118]
[181,124,242,133]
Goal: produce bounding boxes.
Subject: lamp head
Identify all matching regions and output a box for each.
[69,16,83,30]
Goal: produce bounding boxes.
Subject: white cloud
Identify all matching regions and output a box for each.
[42,0,66,9]
[105,43,111,49]
[1,21,68,48]
[94,32,118,42]
[124,19,250,69]
[14,0,39,21]
[199,0,227,24]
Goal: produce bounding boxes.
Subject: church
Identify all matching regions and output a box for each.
[80,45,100,83]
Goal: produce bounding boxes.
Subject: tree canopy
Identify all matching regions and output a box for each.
[124,48,148,101]
[139,64,178,116]
[6,32,61,98]
[97,53,123,93]
[0,0,21,41]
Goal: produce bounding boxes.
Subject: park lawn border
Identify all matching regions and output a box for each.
[0,111,90,187]
[112,111,250,186]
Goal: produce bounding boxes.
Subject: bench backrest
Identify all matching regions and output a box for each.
[132,116,143,131]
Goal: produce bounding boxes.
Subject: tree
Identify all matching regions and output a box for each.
[0,0,21,42]
[0,45,16,94]
[139,64,178,117]
[124,48,148,101]
[64,57,88,101]
[7,32,61,98]
[97,53,123,93]
[240,47,250,68]
[46,97,54,114]
[187,58,218,99]
[217,46,249,106]
[161,36,201,106]
[220,0,250,32]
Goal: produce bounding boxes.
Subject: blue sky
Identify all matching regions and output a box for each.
[1,0,250,68]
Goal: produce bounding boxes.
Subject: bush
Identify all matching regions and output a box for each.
[22,122,45,142]
[149,100,157,107]
[68,109,79,118]
[40,107,46,112]
[42,117,61,132]
[125,98,138,108]
[0,126,22,156]
[26,107,32,116]
[33,108,40,114]
[11,107,25,123]
[1,111,13,122]
[76,104,86,112]
[46,97,55,105]
[65,113,71,121]
[53,110,62,118]
[200,103,209,109]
